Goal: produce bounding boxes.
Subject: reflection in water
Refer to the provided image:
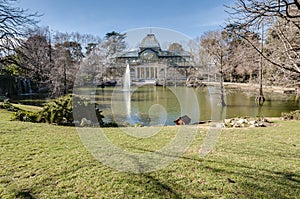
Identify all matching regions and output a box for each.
[96,86,299,126]
[129,86,181,126]
[257,104,264,117]
[124,90,131,122]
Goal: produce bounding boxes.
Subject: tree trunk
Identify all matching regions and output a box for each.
[220,73,226,106]
[296,86,300,102]
[255,21,265,106]
[255,55,265,105]
[220,57,226,106]
[63,63,67,95]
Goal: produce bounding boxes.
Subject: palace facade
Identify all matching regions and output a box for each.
[116,33,191,85]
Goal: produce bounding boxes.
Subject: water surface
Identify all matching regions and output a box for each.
[79,86,299,126]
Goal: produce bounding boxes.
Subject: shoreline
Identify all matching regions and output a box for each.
[222,82,299,94]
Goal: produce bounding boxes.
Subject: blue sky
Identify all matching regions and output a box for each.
[16,0,234,40]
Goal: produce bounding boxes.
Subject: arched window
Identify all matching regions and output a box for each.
[140,50,158,62]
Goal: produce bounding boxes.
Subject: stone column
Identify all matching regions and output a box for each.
[135,68,138,79]
[139,67,142,79]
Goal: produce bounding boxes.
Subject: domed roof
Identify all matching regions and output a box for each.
[140,34,161,50]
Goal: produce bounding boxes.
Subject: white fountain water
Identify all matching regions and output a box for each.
[123,63,131,91]
[123,63,131,123]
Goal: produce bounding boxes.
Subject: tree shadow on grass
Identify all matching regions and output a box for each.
[15,189,36,199]
[196,159,300,198]
[127,146,300,198]
[7,143,298,198]
[141,174,183,199]
[274,171,300,184]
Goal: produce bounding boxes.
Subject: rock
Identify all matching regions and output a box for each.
[224,119,234,124]
[237,118,248,124]
[80,118,92,127]
[224,117,272,128]
[215,123,225,128]
[248,120,257,125]
[253,123,266,127]
[258,123,266,127]
[174,115,191,125]
[233,123,241,128]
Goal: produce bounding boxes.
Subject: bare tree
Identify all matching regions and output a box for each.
[23,30,101,95]
[226,0,300,28]
[168,43,184,51]
[17,27,52,88]
[226,0,300,104]
[0,0,39,57]
[76,31,127,86]
[100,31,127,79]
[264,16,300,85]
[222,33,260,83]
[201,30,230,106]
[226,0,300,75]
[102,31,126,67]
[52,34,84,96]
[77,44,106,86]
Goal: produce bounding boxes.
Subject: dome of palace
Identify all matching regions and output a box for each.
[140,34,161,50]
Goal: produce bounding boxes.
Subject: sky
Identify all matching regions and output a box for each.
[16,0,235,47]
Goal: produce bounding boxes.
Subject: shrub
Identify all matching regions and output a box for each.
[281,110,300,120]
[1,101,39,122]
[38,94,104,126]
[72,95,104,126]
[102,122,118,127]
[37,95,74,125]
[0,96,6,102]
[13,110,39,122]
[0,101,20,112]
[11,94,109,127]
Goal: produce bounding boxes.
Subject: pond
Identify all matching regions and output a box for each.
[75,85,300,126]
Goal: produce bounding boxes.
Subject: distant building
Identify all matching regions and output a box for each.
[116,33,191,85]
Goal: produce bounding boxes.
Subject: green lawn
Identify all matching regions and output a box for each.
[11,103,43,112]
[0,109,299,198]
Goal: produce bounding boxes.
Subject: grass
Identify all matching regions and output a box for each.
[11,103,43,112]
[0,108,299,198]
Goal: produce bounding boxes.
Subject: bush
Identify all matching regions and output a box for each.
[0,96,6,102]
[72,95,104,126]
[38,94,104,126]
[13,110,39,122]
[102,122,118,127]
[281,110,300,120]
[11,94,110,127]
[37,95,74,125]
[0,101,20,112]
[0,101,39,122]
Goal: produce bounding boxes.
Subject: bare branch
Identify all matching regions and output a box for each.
[0,0,40,55]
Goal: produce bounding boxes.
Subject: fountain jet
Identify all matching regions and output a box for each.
[123,63,131,91]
